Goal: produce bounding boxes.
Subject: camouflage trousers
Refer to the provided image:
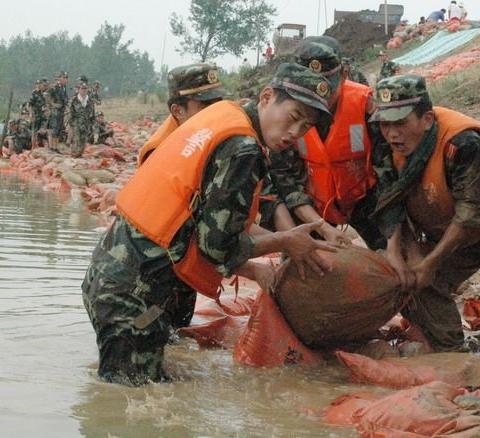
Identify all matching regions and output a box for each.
[82,249,196,386]
[49,109,65,139]
[401,228,480,352]
[71,123,91,158]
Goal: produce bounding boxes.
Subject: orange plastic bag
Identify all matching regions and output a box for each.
[179,295,254,349]
[323,393,380,427]
[354,381,480,437]
[337,351,480,389]
[464,298,480,330]
[233,290,324,367]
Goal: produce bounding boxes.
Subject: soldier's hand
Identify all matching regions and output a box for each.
[282,221,337,280]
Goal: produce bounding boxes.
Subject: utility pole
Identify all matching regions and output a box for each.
[316,0,321,35]
[324,0,328,30]
[384,0,389,35]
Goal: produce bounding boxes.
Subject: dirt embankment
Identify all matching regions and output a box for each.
[324,16,395,59]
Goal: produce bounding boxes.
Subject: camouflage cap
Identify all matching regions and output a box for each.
[39,77,49,84]
[77,75,89,84]
[270,63,331,114]
[57,71,68,78]
[96,111,104,117]
[167,63,227,101]
[294,36,343,91]
[369,74,431,122]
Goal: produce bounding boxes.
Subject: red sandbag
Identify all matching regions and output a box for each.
[464,298,480,330]
[179,295,255,349]
[354,382,480,437]
[337,351,480,389]
[274,246,404,349]
[233,290,324,367]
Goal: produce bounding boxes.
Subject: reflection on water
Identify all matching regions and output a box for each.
[1,173,375,437]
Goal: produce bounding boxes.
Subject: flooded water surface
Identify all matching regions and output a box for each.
[0,172,381,437]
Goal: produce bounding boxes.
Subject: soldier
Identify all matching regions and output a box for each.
[370,75,480,352]
[35,105,52,148]
[378,51,400,81]
[29,78,49,148]
[82,63,339,386]
[342,57,369,87]
[69,82,95,158]
[269,36,387,250]
[137,63,228,165]
[90,80,102,106]
[93,111,114,144]
[12,110,33,154]
[46,71,69,151]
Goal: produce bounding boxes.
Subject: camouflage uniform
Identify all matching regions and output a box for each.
[82,63,332,386]
[378,52,400,81]
[93,112,114,144]
[90,81,102,106]
[269,36,386,250]
[29,79,48,132]
[370,74,480,351]
[47,72,69,140]
[7,115,32,154]
[69,86,95,157]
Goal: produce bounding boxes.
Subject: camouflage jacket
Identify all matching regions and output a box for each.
[69,95,95,127]
[92,103,268,280]
[29,89,46,116]
[47,83,69,110]
[379,61,399,80]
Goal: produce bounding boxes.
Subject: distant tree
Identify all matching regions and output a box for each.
[0,22,156,104]
[170,0,276,62]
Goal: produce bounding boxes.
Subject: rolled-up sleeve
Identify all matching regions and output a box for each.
[196,136,266,276]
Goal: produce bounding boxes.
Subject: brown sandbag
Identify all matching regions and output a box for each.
[274,246,404,349]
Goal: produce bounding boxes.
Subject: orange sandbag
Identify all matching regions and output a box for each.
[464,298,480,330]
[353,381,480,437]
[337,351,480,389]
[274,246,404,349]
[233,290,324,367]
[179,295,255,349]
[323,393,381,427]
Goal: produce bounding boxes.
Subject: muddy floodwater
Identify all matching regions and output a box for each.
[1,172,389,437]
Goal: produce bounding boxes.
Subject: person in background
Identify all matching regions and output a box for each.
[69,82,95,158]
[419,16,426,25]
[137,63,227,165]
[426,8,446,22]
[93,111,114,144]
[46,71,69,151]
[370,74,480,352]
[378,51,401,81]
[459,2,468,20]
[265,42,273,62]
[448,1,462,21]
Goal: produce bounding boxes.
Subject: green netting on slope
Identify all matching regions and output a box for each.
[393,29,480,66]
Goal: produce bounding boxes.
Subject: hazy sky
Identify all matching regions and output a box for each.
[2,0,479,71]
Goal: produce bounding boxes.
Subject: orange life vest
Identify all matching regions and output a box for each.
[297,80,376,224]
[137,115,179,166]
[394,106,480,240]
[117,100,264,298]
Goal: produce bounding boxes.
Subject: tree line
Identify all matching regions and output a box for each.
[0,22,157,111]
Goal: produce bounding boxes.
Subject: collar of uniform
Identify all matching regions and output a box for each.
[242,100,267,152]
